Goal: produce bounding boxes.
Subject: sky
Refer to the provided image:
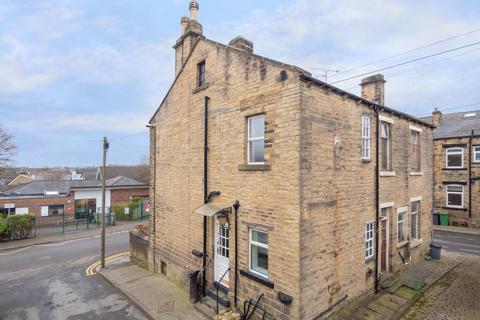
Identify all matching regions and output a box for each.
[1,0,479,167]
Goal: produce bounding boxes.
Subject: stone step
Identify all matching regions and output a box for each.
[207,286,230,308]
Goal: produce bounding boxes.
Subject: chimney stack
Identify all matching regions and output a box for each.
[360,74,386,106]
[228,36,254,53]
[189,1,199,21]
[432,108,442,127]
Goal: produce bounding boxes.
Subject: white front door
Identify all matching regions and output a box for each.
[214,218,230,287]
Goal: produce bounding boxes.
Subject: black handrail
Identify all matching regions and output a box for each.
[216,267,231,314]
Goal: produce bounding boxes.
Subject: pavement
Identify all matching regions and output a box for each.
[401,255,480,320]
[432,224,480,236]
[98,259,208,320]
[0,221,140,252]
[332,251,465,320]
[0,229,147,320]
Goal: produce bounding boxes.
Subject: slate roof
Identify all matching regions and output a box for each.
[420,110,480,139]
[100,166,149,184]
[0,176,148,197]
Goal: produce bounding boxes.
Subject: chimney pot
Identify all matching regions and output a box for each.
[228,36,254,53]
[189,1,199,20]
[360,74,386,105]
[181,16,190,34]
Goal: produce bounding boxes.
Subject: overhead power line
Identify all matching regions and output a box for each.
[330,27,480,76]
[329,40,480,85]
[414,102,480,117]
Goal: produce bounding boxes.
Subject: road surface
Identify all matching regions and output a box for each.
[0,231,147,320]
[433,230,480,256]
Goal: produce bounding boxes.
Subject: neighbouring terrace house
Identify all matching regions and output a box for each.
[0,177,149,222]
[421,109,480,227]
[143,2,434,319]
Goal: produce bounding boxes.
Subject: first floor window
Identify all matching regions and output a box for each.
[410,130,421,171]
[411,201,420,239]
[446,148,463,168]
[381,122,392,171]
[474,146,480,163]
[249,229,268,277]
[397,211,405,243]
[247,115,265,164]
[365,221,375,259]
[446,185,464,208]
[361,116,371,160]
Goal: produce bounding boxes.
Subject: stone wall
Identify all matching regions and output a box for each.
[298,80,433,319]
[130,230,149,270]
[433,137,480,227]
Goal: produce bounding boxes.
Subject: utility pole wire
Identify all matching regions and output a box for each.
[414,102,480,117]
[330,27,480,77]
[329,40,480,85]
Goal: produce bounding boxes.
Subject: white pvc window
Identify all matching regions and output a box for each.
[365,221,375,259]
[446,148,464,169]
[397,211,405,243]
[381,122,392,171]
[446,185,464,208]
[411,201,420,240]
[361,116,371,160]
[249,229,268,277]
[247,115,265,165]
[474,146,480,163]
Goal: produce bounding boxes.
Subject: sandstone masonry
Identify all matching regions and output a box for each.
[147,3,434,319]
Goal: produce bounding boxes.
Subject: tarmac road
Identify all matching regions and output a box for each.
[433,230,480,256]
[0,231,147,320]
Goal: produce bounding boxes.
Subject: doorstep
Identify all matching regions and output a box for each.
[98,260,208,320]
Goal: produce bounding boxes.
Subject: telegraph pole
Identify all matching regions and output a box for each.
[101,137,109,268]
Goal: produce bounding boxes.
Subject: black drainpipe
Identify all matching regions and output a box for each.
[374,105,380,294]
[233,200,240,307]
[469,129,473,219]
[202,96,210,297]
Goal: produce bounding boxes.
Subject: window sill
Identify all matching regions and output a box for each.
[192,83,209,94]
[442,168,467,171]
[409,171,423,176]
[238,164,271,171]
[397,240,409,248]
[441,206,467,211]
[365,256,375,263]
[380,171,396,177]
[240,269,274,289]
[362,158,371,163]
[410,239,423,249]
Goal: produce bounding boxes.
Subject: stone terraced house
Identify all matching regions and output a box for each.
[422,109,480,228]
[145,2,434,319]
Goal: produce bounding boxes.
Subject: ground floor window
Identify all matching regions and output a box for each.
[249,229,268,277]
[48,205,64,216]
[365,221,375,259]
[446,185,463,208]
[75,199,97,219]
[411,201,420,239]
[397,210,406,243]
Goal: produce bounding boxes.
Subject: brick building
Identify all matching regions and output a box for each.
[422,109,480,227]
[146,2,434,319]
[0,177,149,219]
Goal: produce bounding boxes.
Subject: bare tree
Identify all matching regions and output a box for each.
[0,126,17,176]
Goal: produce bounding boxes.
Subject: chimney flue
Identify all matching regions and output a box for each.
[228,36,254,53]
[189,1,199,21]
[432,108,442,127]
[360,74,386,106]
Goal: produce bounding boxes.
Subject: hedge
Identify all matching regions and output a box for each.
[0,214,36,241]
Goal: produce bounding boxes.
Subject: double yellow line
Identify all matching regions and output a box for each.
[85,251,129,276]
